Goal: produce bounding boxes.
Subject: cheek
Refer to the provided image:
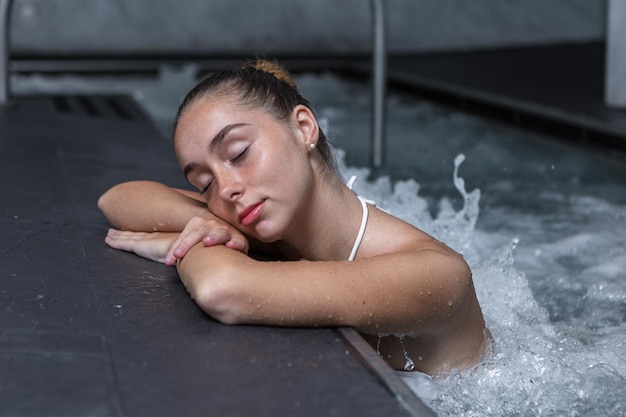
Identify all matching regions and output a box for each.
[207,199,237,226]
[265,153,305,190]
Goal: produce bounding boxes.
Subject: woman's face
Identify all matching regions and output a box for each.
[174,96,318,242]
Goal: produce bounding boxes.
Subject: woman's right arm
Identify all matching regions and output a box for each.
[98,180,252,264]
[98,180,208,232]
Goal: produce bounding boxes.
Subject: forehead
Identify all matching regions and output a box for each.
[173,97,234,164]
[175,97,239,139]
[173,96,288,163]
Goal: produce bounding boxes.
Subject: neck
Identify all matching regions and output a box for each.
[282,174,365,261]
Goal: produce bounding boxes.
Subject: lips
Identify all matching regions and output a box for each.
[238,200,265,226]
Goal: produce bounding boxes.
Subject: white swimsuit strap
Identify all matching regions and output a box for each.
[346,175,358,190]
[348,195,368,261]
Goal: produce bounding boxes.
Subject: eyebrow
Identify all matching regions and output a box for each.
[183,123,249,179]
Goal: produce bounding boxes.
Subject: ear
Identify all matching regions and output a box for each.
[291,105,319,150]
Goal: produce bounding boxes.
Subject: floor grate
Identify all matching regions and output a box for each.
[51,95,148,121]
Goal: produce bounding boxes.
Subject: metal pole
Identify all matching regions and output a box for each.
[606,0,626,108]
[1,0,12,107]
[369,0,387,168]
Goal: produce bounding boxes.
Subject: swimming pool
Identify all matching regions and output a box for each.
[23,66,624,416]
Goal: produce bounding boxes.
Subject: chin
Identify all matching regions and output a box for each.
[250,226,283,244]
[257,234,283,244]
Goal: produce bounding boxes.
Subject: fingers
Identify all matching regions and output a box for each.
[164,229,202,265]
[202,228,249,253]
[224,238,248,253]
[105,228,145,252]
[105,229,176,264]
[163,216,249,265]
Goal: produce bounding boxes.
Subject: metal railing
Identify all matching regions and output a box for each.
[0,0,11,106]
[369,0,387,168]
[0,0,389,165]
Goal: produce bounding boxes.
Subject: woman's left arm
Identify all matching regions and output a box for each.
[176,243,473,336]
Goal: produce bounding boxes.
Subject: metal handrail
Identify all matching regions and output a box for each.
[1,0,12,106]
[1,0,385,125]
[369,0,387,168]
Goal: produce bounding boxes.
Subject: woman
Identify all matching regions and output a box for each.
[98,60,491,375]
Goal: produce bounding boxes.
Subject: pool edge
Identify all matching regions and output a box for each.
[339,328,437,417]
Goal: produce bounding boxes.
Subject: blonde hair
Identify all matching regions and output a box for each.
[248,60,298,90]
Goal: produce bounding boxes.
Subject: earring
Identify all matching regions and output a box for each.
[309,143,316,151]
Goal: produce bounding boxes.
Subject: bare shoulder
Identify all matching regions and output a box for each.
[359,205,457,259]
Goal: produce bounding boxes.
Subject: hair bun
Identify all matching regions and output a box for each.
[245,59,298,91]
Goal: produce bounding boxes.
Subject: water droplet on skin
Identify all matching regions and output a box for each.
[448,300,454,307]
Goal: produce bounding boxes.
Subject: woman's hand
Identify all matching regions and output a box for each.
[105,229,179,264]
[164,213,249,266]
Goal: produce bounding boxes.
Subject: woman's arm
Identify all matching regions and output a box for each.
[176,244,472,336]
[98,180,208,232]
[98,181,269,263]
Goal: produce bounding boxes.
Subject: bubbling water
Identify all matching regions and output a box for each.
[336,150,626,417]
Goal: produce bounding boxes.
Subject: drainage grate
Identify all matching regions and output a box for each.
[52,95,148,121]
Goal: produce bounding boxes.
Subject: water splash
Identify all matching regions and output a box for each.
[336,149,626,417]
[399,337,416,372]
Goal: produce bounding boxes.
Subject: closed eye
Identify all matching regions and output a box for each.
[230,147,248,163]
[200,178,214,195]
[199,146,249,195]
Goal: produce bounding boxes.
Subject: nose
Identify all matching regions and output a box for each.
[218,171,244,202]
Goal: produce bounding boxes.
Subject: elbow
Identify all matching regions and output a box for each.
[97,181,146,228]
[97,182,127,224]
[97,188,114,218]
[180,261,244,325]
[194,284,241,325]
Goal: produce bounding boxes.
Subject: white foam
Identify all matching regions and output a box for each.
[335,148,626,416]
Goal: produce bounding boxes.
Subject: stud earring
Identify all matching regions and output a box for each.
[309,143,316,150]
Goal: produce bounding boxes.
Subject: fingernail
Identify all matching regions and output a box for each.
[226,241,241,250]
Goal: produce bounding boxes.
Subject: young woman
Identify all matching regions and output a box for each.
[98,60,491,375]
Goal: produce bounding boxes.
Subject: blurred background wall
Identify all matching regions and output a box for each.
[9,0,606,58]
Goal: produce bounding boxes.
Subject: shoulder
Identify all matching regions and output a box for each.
[358,205,453,259]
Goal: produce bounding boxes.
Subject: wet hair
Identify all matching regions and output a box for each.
[173,60,336,172]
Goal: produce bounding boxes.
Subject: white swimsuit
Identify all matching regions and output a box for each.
[346,176,372,261]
